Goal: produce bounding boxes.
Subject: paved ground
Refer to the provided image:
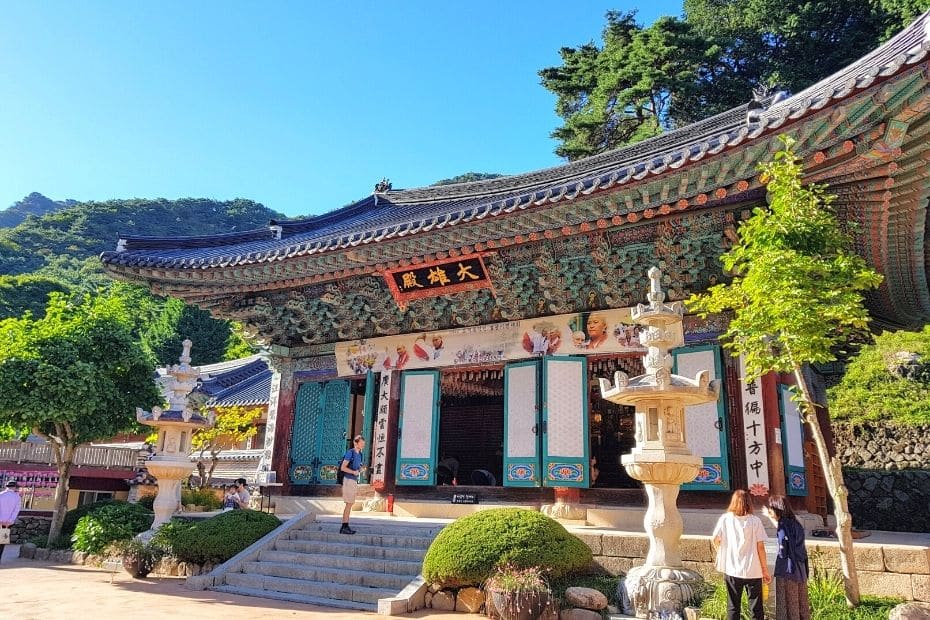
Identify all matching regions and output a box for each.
[0,551,476,620]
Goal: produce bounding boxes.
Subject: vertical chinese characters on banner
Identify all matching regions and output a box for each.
[369,372,392,487]
[739,355,770,496]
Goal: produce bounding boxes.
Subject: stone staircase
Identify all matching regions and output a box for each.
[210,515,445,612]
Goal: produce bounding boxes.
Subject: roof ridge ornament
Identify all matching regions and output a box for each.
[374,178,393,193]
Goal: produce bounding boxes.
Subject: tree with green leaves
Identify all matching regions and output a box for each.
[0,293,161,544]
[540,3,916,158]
[190,405,261,489]
[142,297,236,366]
[688,136,883,606]
[0,274,70,320]
[540,11,713,160]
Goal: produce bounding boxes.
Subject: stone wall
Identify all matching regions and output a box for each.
[833,422,930,532]
[833,423,930,470]
[7,514,50,544]
[844,470,930,533]
[576,530,930,602]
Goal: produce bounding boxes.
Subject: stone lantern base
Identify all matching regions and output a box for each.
[624,565,705,618]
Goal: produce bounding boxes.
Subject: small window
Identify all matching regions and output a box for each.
[78,491,114,506]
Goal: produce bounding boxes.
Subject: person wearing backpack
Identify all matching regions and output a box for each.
[339,434,366,535]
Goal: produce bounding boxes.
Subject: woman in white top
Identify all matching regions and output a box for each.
[713,489,771,620]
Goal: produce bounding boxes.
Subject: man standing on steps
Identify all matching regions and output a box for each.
[339,435,366,535]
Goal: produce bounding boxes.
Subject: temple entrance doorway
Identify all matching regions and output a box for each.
[588,356,643,489]
[438,368,504,487]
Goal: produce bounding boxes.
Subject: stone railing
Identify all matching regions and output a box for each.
[0,441,140,469]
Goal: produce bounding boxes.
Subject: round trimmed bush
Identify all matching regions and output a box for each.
[422,508,593,586]
[71,501,154,553]
[168,510,281,564]
[62,499,115,541]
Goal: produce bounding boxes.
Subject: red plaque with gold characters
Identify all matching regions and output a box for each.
[384,254,493,307]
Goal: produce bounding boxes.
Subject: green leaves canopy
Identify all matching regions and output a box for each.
[540,2,925,158]
[687,136,882,381]
[0,293,161,444]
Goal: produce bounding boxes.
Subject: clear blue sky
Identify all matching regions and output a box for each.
[0,1,683,219]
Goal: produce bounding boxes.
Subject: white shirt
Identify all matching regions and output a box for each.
[713,512,768,578]
[0,488,22,525]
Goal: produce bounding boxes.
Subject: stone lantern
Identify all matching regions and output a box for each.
[136,340,214,532]
[599,267,720,617]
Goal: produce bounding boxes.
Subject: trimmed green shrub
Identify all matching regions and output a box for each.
[61,499,115,541]
[71,502,154,553]
[135,494,155,510]
[149,517,196,556]
[181,487,221,510]
[168,509,281,564]
[422,508,593,586]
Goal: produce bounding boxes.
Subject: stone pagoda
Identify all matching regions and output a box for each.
[136,340,214,532]
[599,267,720,617]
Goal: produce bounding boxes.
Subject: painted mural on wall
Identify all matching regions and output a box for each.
[335,306,683,376]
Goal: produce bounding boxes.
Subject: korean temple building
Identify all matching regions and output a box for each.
[102,14,930,521]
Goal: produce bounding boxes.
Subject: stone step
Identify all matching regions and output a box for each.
[274,538,427,562]
[211,585,377,612]
[223,571,397,606]
[287,528,435,549]
[259,549,422,576]
[306,517,447,538]
[241,560,413,590]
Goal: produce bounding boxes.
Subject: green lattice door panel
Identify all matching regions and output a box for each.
[778,384,808,497]
[541,356,589,488]
[318,380,351,484]
[289,380,351,485]
[674,345,731,491]
[395,370,439,486]
[503,360,542,487]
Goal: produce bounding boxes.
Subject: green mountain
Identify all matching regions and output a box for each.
[0,196,285,278]
[0,195,285,365]
[0,192,78,228]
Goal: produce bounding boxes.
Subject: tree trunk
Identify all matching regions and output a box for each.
[47,444,75,546]
[793,368,860,607]
[196,460,207,490]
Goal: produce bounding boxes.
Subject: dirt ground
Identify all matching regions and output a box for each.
[0,557,478,620]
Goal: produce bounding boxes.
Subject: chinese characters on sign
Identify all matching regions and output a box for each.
[369,372,392,487]
[385,255,491,306]
[739,355,770,496]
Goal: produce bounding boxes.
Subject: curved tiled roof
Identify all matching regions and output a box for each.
[100,12,930,272]
[197,356,271,408]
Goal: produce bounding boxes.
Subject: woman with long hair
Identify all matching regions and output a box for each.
[713,489,771,619]
[764,495,811,620]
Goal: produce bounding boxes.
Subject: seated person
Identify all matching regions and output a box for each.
[471,468,497,486]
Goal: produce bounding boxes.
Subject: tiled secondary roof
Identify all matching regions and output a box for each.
[100,12,930,271]
[154,355,271,408]
[196,355,271,408]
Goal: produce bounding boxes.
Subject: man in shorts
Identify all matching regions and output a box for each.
[339,435,366,535]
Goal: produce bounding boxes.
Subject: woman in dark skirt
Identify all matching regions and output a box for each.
[764,495,811,620]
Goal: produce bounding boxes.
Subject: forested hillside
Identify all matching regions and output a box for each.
[0,194,284,364]
[0,195,282,277]
[0,192,78,228]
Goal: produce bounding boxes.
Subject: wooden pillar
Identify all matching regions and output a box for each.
[264,355,296,494]
[762,372,786,497]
